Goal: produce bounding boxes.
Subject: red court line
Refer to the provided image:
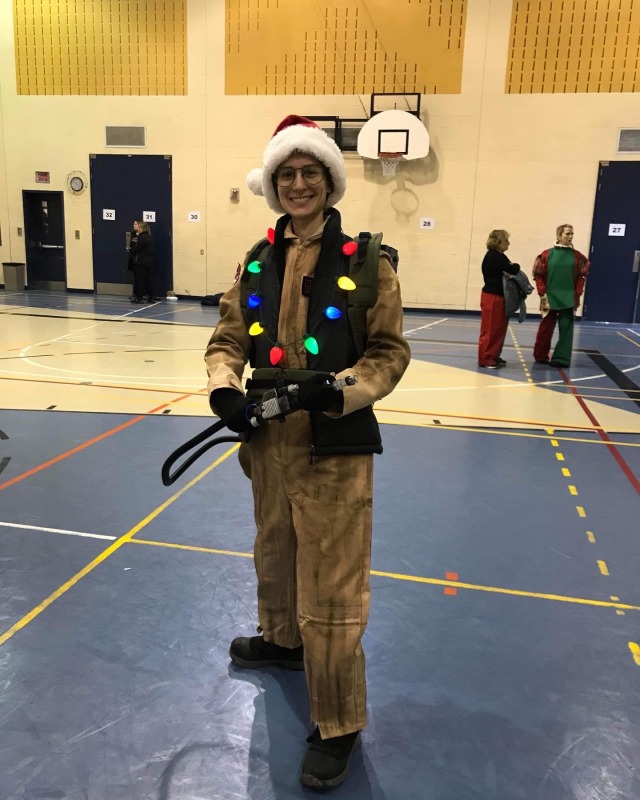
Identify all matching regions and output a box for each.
[0,415,146,492]
[0,398,192,493]
[558,368,640,495]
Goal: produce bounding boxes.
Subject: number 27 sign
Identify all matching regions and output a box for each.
[608,224,626,236]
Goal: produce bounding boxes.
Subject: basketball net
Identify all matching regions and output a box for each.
[378,152,402,176]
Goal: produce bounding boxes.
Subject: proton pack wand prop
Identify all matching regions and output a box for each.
[161,375,358,486]
[250,375,358,426]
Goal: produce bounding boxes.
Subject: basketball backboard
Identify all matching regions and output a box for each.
[357,109,429,166]
[370,92,421,118]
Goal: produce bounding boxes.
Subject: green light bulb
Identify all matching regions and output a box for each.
[304,335,319,355]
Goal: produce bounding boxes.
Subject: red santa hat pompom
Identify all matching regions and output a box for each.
[246,114,346,214]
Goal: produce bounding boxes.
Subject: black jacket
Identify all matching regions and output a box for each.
[127,229,139,270]
[132,231,154,268]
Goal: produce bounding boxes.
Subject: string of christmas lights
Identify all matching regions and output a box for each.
[246,232,358,366]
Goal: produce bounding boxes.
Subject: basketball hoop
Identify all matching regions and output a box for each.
[378,152,403,176]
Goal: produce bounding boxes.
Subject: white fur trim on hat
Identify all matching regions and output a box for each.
[246,168,264,197]
[245,115,346,214]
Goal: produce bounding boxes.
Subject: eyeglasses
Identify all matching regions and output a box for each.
[275,165,326,187]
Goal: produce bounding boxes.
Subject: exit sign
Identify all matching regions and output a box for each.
[35,171,50,183]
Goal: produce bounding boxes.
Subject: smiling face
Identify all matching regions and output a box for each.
[275,153,331,233]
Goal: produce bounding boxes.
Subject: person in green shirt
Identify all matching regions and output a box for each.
[532,224,590,367]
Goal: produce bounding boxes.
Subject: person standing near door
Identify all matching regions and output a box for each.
[127,221,139,300]
[130,220,155,304]
[532,224,590,367]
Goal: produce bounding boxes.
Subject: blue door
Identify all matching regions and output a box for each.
[90,155,172,297]
[583,161,640,323]
[23,191,66,289]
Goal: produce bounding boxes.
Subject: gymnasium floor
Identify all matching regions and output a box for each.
[1,289,639,800]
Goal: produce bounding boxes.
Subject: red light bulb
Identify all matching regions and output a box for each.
[270,345,284,365]
[342,241,357,256]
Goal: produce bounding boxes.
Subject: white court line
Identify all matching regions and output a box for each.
[48,339,185,351]
[404,318,449,335]
[0,521,116,541]
[16,303,156,374]
[627,328,640,339]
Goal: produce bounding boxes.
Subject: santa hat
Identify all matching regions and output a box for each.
[246,115,346,214]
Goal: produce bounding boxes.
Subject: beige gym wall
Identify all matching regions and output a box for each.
[0,0,639,309]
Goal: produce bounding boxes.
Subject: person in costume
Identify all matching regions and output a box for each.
[478,229,521,369]
[204,115,410,790]
[532,224,590,367]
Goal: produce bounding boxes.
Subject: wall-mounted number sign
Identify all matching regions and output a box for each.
[103,209,115,220]
[608,224,626,236]
[419,217,435,230]
[143,211,156,222]
[187,211,201,222]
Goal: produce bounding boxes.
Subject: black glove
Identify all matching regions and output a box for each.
[210,389,256,432]
[295,374,342,413]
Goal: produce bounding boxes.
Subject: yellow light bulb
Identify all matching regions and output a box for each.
[249,322,264,335]
[337,276,356,291]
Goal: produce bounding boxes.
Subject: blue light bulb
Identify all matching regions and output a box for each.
[247,293,261,309]
[324,306,342,320]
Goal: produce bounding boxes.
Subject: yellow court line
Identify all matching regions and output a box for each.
[380,405,640,435]
[410,422,640,447]
[123,536,640,614]
[617,332,640,349]
[0,372,208,397]
[369,569,640,611]
[131,538,253,560]
[0,444,240,647]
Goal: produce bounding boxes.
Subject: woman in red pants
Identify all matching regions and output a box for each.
[478,229,520,368]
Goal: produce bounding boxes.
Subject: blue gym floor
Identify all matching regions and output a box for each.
[1,290,639,799]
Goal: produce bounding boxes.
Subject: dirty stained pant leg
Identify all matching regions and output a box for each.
[241,413,373,739]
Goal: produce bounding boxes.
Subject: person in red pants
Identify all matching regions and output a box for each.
[532,224,590,368]
[478,229,520,368]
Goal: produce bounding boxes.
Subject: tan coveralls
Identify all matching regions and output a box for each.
[205,219,410,738]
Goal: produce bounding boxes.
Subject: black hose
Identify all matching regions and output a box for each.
[161,420,241,486]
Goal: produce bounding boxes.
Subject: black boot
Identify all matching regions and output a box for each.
[229,635,304,670]
[299,727,361,790]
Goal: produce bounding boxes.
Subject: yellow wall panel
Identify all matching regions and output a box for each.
[13,0,187,95]
[506,0,640,93]
[225,0,467,96]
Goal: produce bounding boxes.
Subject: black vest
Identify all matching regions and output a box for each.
[240,210,382,456]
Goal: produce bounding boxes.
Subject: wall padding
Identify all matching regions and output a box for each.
[14,0,187,96]
[225,0,467,95]
[506,0,640,93]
